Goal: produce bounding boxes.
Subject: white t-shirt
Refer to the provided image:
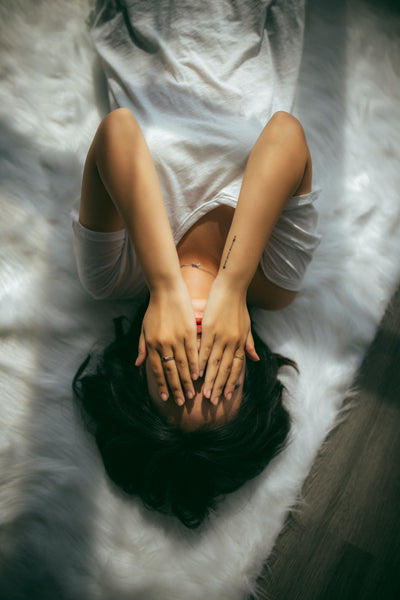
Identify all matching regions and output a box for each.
[83,0,320,292]
[89,0,307,232]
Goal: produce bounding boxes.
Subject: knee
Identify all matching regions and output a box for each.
[104,107,137,127]
[269,110,303,131]
[267,111,307,148]
[98,108,140,144]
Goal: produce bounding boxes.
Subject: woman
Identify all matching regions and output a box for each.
[72,108,320,527]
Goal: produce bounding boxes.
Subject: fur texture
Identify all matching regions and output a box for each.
[0,0,399,598]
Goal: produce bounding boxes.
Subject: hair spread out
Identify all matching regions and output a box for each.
[73,300,297,529]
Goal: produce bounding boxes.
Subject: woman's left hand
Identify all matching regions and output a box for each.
[198,279,260,404]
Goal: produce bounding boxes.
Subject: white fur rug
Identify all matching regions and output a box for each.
[1,1,400,598]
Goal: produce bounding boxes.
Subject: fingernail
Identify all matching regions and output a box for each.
[226,392,232,400]
[176,397,184,406]
[199,370,204,378]
[204,389,211,399]
[161,393,169,402]
[211,396,219,405]
[192,372,198,381]
[186,390,194,399]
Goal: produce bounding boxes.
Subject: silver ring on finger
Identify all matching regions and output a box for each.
[161,355,175,363]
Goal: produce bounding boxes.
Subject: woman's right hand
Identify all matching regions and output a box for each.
[135,282,199,405]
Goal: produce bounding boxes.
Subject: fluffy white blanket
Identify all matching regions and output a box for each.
[1,1,399,598]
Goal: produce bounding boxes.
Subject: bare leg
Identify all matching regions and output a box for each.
[246,111,313,310]
[79,108,163,233]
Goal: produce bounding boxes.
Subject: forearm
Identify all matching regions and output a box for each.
[94,111,182,292]
[217,113,310,294]
[116,158,181,293]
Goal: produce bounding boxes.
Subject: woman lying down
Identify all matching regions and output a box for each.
[72,107,320,528]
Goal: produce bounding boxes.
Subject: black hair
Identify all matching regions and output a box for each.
[73,301,297,529]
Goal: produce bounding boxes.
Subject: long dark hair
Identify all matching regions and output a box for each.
[73,301,296,528]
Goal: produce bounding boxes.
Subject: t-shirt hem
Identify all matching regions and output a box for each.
[173,193,238,244]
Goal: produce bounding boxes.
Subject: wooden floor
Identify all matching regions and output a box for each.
[252,281,400,600]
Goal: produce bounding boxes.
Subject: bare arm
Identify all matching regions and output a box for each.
[199,112,312,403]
[88,109,183,292]
[80,109,199,404]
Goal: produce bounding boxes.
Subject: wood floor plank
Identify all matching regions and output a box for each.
[252,281,400,600]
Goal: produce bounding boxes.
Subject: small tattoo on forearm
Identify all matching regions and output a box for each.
[223,235,236,269]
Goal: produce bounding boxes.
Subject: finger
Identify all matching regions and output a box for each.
[160,350,187,406]
[208,349,235,405]
[148,350,170,402]
[173,346,196,401]
[209,344,244,404]
[184,336,200,381]
[201,341,225,403]
[223,353,245,400]
[245,330,260,362]
[198,330,215,378]
[135,328,147,366]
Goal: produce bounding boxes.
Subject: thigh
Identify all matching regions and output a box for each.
[247,266,297,310]
[246,114,317,310]
[79,138,125,233]
[73,221,146,300]
[248,185,321,310]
